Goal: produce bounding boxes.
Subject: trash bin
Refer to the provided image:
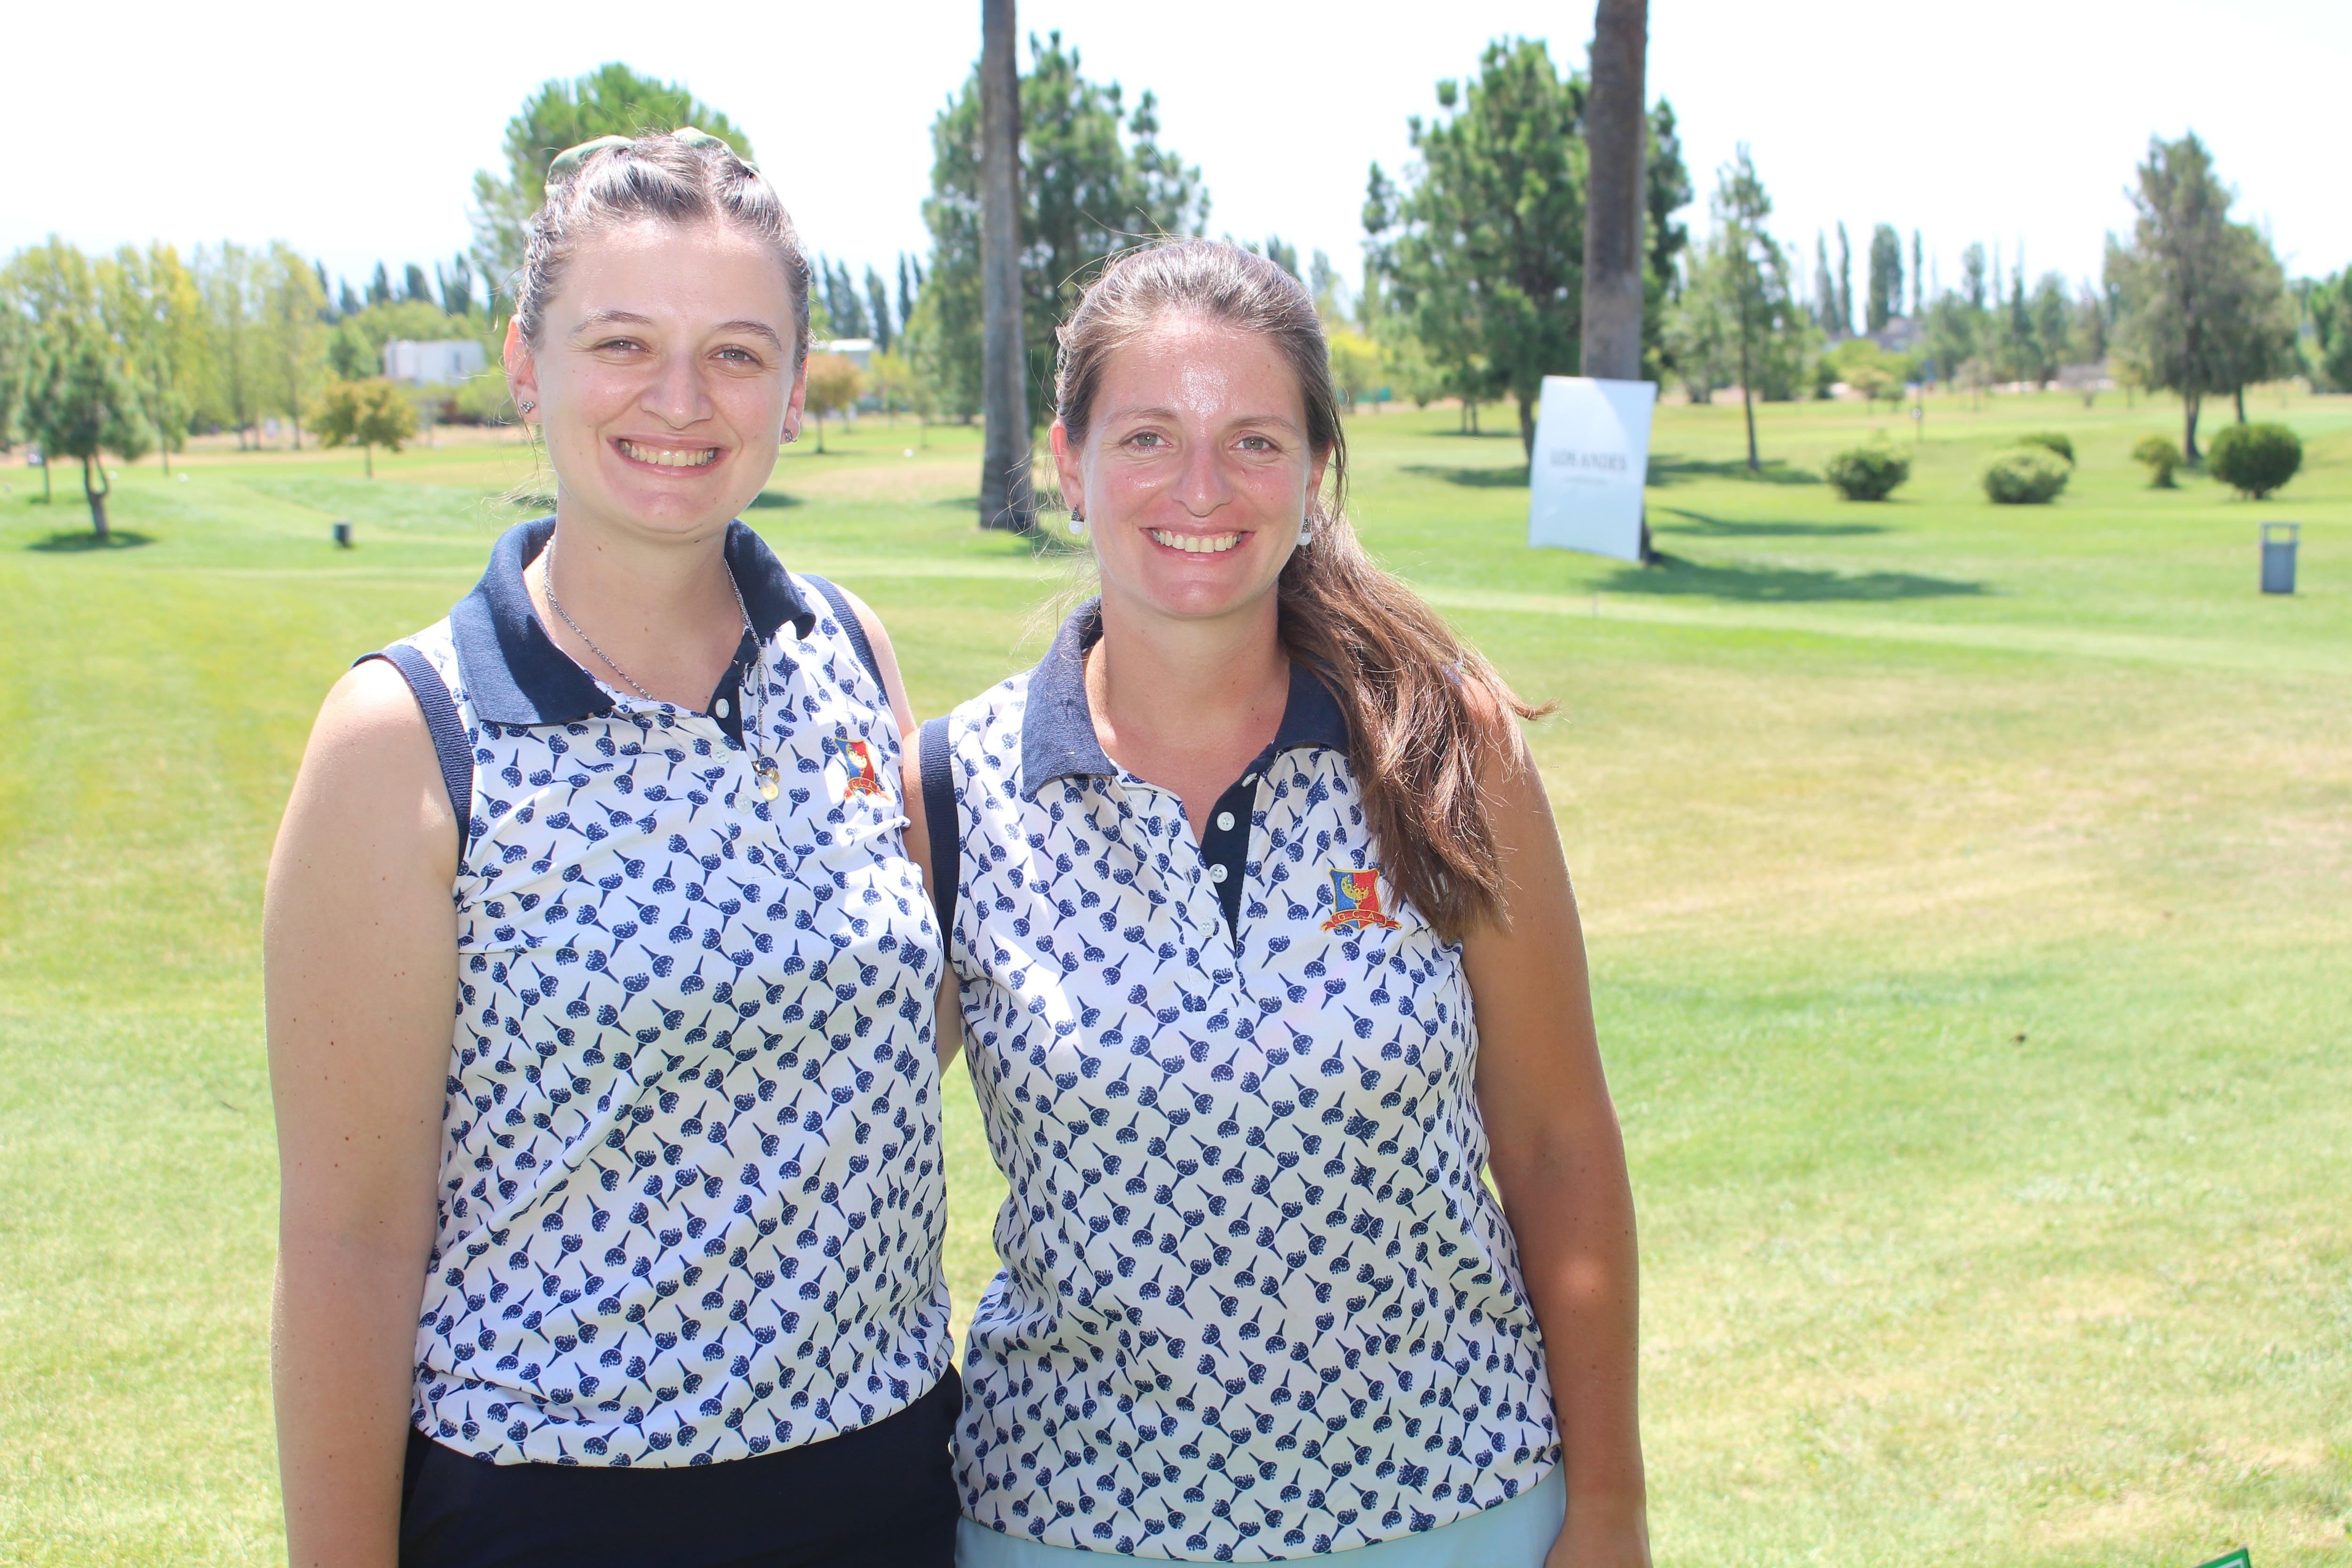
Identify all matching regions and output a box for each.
[2260,522,2298,595]
[333,520,353,549]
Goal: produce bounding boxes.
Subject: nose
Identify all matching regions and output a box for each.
[1172,437,1232,519]
[644,347,714,430]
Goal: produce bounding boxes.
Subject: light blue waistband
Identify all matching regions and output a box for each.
[954,1464,1565,1566]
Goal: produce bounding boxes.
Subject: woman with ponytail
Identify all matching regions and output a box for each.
[910,240,1646,1568]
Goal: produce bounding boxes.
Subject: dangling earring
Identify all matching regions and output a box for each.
[1297,514,1316,547]
[1067,509,1087,538]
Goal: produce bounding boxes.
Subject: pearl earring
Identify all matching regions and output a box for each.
[1067,510,1087,538]
[1297,515,1316,547]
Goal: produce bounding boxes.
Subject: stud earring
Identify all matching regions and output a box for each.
[1067,509,1087,538]
[517,398,536,414]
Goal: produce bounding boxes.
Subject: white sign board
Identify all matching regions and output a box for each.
[1527,375,1657,562]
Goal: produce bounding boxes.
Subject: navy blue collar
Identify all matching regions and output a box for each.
[1021,599,1353,799]
[450,517,814,727]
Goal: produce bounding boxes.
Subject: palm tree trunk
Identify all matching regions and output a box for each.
[977,0,1033,532]
[2183,393,2201,463]
[1580,0,1648,384]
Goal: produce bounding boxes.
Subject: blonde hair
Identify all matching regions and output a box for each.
[1056,240,1547,941]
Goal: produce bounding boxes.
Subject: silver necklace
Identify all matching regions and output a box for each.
[540,536,782,804]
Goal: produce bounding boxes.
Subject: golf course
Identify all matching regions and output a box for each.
[1,388,2345,1566]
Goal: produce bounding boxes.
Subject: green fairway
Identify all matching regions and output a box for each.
[2,389,2346,1567]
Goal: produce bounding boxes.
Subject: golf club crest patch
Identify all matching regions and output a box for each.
[837,738,889,802]
[1322,866,1401,932]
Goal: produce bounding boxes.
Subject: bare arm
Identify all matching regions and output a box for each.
[265,660,461,1568]
[1462,732,1649,1568]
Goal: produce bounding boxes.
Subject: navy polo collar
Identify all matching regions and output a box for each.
[450,517,815,727]
[1021,599,1353,798]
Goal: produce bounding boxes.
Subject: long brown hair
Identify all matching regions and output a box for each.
[1055,240,1547,941]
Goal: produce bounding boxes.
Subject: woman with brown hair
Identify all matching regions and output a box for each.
[266,131,957,1567]
[909,240,1647,1567]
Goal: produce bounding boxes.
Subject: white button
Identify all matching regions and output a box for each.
[714,698,731,718]
[1209,863,1229,883]
[1242,773,1257,787]
[1216,812,1235,831]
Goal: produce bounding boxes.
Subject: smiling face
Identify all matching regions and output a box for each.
[508,217,805,543]
[1053,313,1329,627]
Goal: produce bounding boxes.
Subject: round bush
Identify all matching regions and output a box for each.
[1983,448,2071,504]
[2205,422,2303,499]
[1824,443,1912,501]
[2018,431,2075,465]
[2131,434,2183,487]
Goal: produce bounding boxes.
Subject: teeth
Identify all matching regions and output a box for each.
[1149,530,1241,555]
[621,440,719,468]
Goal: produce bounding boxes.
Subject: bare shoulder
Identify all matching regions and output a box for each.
[277,658,456,882]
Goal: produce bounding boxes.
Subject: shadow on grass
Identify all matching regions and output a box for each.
[1653,506,1887,539]
[1403,463,1528,489]
[1601,551,1986,602]
[745,491,801,509]
[1647,452,1821,486]
[27,529,155,552]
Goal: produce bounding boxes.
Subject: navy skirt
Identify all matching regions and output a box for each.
[400,1367,960,1568]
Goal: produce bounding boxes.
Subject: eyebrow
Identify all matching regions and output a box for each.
[573,309,785,351]
[1109,404,1306,435]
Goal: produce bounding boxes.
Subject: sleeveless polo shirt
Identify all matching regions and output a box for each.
[938,605,1559,1560]
[396,518,948,1467]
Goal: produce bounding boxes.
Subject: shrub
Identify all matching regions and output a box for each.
[1824,442,1912,501]
[2018,431,2074,465]
[2205,422,2303,499]
[1982,447,2071,504]
[2131,434,2183,488]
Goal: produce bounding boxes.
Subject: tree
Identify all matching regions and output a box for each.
[97,242,205,474]
[436,254,477,316]
[1581,0,1648,385]
[469,64,753,314]
[2107,132,2295,461]
[1677,146,1812,470]
[2028,273,2071,386]
[979,0,1030,530]
[1326,326,1381,409]
[802,352,863,453]
[1367,38,1587,457]
[1867,223,1902,334]
[865,265,895,353]
[27,318,154,539]
[866,349,915,423]
[314,378,419,477]
[1922,289,1978,397]
[0,292,27,454]
[197,243,263,447]
[1912,230,1925,317]
[1814,233,1837,334]
[262,242,328,449]
[923,23,1208,525]
[1835,222,1854,337]
[2310,271,2352,393]
[328,298,484,382]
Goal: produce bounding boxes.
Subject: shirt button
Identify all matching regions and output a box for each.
[1242,773,1257,787]
[714,698,731,718]
[1209,863,1229,883]
[1216,812,1235,832]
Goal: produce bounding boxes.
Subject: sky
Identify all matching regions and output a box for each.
[9,0,2350,309]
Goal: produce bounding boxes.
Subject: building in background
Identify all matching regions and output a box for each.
[384,339,487,385]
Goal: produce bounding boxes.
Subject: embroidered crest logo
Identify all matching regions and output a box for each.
[838,739,889,802]
[1322,867,1401,932]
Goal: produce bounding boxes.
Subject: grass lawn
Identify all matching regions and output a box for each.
[1,388,2346,1566]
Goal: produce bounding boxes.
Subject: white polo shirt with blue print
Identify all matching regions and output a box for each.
[392,517,948,1467]
[936,604,1559,1560]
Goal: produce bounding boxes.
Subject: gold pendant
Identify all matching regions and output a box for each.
[754,758,781,803]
